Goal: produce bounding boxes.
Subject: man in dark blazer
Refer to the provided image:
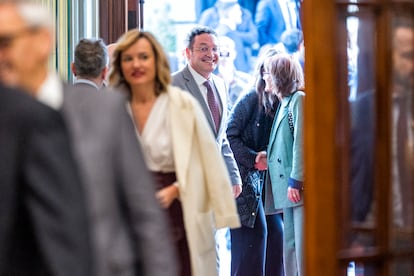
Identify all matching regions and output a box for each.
[0,1,177,275]
[0,85,92,276]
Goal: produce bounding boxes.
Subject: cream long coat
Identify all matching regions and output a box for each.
[168,85,240,276]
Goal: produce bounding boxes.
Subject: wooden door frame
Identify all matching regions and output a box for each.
[99,0,127,44]
[303,0,339,275]
[304,1,414,275]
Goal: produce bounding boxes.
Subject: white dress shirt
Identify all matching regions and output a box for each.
[188,64,223,116]
[128,93,175,173]
[37,72,64,110]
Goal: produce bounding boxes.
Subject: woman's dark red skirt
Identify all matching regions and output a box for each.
[152,171,192,276]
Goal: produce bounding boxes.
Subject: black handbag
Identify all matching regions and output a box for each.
[236,170,265,228]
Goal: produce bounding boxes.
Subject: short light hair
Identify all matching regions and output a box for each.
[73,38,108,78]
[109,30,170,96]
[0,0,55,32]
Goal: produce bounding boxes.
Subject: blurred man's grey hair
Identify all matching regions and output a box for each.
[0,0,55,32]
[73,38,108,78]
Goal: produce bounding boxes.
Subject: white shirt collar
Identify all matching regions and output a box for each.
[37,72,64,110]
[188,64,210,86]
[73,78,100,90]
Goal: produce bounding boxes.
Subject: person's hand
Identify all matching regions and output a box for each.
[233,184,242,198]
[287,187,301,203]
[156,184,179,209]
[255,151,267,171]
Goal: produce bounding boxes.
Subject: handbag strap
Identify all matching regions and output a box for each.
[286,91,298,137]
[287,109,294,136]
[285,90,304,138]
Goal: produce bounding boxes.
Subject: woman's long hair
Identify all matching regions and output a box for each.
[253,48,280,116]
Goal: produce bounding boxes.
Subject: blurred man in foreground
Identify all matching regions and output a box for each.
[0,84,93,276]
[0,1,177,275]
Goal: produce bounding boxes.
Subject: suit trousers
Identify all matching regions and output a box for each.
[283,205,304,276]
[152,172,191,276]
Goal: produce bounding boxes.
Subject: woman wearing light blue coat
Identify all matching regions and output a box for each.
[262,53,305,276]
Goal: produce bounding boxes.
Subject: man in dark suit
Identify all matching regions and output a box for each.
[0,1,177,275]
[71,38,108,89]
[0,85,92,276]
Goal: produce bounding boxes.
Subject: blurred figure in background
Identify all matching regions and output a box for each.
[216,35,251,109]
[105,42,117,86]
[200,0,258,73]
[214,0,257,73]
[258,28,304,72]
[255,0,302,48]
[348,14,413,275]
[274,28,303,55]
[107,43,117,64]
[390,13,414,231]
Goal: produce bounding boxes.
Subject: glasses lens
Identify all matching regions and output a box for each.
[219,51,230,57]
[0,36,13,49]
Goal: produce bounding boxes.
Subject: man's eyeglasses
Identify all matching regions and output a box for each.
[219,51,230,57]
[193,46,219,54]
[0,27,37,49]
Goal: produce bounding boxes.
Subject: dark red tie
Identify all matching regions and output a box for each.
[204,80,220,132]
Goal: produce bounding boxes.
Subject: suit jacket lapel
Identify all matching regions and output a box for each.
[182,66,217,134]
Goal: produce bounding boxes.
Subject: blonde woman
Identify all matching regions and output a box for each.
[109,30,240,276]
